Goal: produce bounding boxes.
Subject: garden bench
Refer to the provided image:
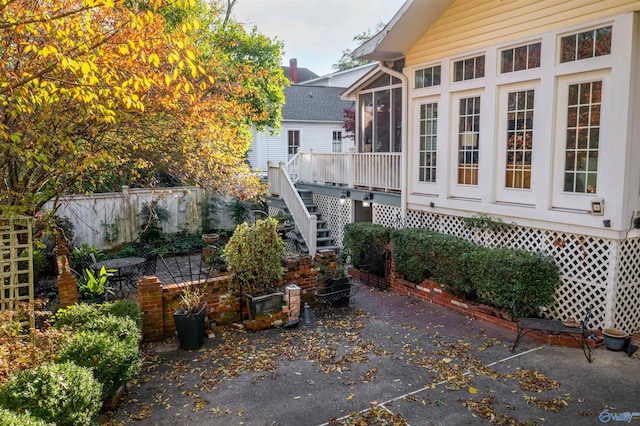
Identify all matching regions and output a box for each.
[511,304,593,362]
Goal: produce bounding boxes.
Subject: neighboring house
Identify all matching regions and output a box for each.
[300,63,377,88]
[247,62,374,172]
[267,0,640,334]
[247,85,355,172]
[282,58,319,85]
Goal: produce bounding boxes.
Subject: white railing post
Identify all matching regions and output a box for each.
[348,147,355,188]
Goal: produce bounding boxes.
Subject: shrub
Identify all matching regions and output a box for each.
[0,408,53,426]
[225,217,284,294]
[343,222,390,271]
[0,362,101,426]
[463,247,560,316]
[99,300,142,328]
[427,233,479,299]
[390,228,437,283]
[391,228,479,299]
[56,331,140,398]
[51,304,101,330]
[83,315,140,343]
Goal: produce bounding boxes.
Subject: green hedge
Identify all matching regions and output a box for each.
[343,222,391,274]
[52,301,142,332]
[56,331,141,399]
[0,362,101,426]
[462,247,560,317]
[386,227,560,316]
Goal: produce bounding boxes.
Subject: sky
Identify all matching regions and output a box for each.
[232,0,406,77]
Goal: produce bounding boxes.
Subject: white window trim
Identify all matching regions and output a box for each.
[551,70,610,212]
[449,89,485,200]
[495,81,540,206]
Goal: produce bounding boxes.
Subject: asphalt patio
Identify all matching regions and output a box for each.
[106,282,640,426]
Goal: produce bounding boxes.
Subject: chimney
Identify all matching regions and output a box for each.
[290,58,298,83]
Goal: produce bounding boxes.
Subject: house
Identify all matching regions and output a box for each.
[267,0,640,334]
[247,85,355,173]
[247,62,376,173]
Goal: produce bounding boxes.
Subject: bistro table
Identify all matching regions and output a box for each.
[90,257,146,297]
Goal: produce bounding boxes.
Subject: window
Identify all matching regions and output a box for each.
[563,81,601,193]
[332,131,342,153]
[288,130,300,156]
[560,26,612,63]
[501,43,541,73]
[357,74,402,153]
[419,103,438,183]
[453,55,485,82]
[505,90,534,189]
[457,97,480,185]
[415,65,441,88]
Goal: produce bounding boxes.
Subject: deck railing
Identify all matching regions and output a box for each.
[281,150,401,191]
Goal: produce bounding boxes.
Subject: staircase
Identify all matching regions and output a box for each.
[294,189,338,254]
[267,188,338,254]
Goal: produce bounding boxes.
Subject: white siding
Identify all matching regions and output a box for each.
[404,12,638,237]
[248,121,349,171]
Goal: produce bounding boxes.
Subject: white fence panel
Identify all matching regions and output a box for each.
[45,187,236,250]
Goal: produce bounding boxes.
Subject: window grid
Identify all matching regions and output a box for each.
[288,130,300,155]
[332,131,342,153]
[415,65,442,89]
[453,56,485,82]
[458,97,480,185]
[505,90,534,189]
[564,81,601,193]
[501,42,541,73]
[419,103,438,183]
[560,26,612,63]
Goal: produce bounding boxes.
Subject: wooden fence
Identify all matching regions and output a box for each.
[45,187,236,250]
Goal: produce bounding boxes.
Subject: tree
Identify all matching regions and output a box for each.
[0,0,288,220]
[332,22,386,72]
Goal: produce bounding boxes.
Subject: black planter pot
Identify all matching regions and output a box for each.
[173,307,206,350]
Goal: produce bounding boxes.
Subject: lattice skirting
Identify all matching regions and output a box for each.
[368,203,639,334]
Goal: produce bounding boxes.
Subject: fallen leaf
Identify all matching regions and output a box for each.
[468,387,478,394]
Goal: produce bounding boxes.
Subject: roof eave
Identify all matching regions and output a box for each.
[352,0,453,61]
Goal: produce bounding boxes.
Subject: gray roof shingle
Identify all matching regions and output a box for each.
[282,86,354,122]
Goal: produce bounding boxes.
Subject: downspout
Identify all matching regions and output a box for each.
[378,62,408,220]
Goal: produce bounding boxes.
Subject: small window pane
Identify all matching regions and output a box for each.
[595,26,612,57]
[502,49,513,73]
[476,56,485,78]
[560,35,577,63]
[415,70,424,88]
[528,42,541,68]
[433,66,441,85]
[514,46,528,71]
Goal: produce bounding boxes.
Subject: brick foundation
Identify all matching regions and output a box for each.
[351,242,602,350]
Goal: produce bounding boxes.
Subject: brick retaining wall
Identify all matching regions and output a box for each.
[138,254,318,342]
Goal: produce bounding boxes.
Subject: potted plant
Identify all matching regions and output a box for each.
[225,217,285,319]
[173,284,207,350]
[78,266,113,304]
[315,257,352,307]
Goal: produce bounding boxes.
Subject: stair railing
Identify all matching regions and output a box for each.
[276,161,317,255]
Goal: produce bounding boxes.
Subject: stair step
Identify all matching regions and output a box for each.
[316,236,335,243]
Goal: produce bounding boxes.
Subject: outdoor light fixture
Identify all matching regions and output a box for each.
[339,190,350,205]
[591,198,604,215]
[362,192,374,208]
